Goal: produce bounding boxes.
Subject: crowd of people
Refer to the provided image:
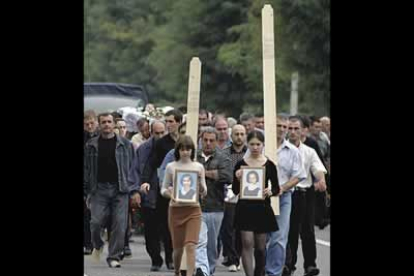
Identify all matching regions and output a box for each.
[83,103,331,276]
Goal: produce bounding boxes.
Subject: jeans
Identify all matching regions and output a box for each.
[265,190,293,276]
[90,182,129,262]
[196,220,209,276]
[196,212,224,275]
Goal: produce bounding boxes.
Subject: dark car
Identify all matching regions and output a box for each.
[84,83,149,113]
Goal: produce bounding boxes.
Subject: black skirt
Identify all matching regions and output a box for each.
[234,199,278,233]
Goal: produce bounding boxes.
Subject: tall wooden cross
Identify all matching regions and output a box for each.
[185,57,202,154]
[180,57,202,270]
[262,4,279,214]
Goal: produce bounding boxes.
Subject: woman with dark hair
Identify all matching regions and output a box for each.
[161,135,207,276]
[233,130,280,276]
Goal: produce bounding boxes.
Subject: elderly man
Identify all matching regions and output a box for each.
[214,116,232,149]
[319,116,330,140]
[141,109,184,271]
[131,117,150,150]
[128,120,167,271]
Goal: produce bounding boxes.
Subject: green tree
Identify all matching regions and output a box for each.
[84,0,330,117]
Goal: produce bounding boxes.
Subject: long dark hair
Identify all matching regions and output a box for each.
[174,135,196,160]
[247,130,265,143]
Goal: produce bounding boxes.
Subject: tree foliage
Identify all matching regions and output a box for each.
[84,0,330,117]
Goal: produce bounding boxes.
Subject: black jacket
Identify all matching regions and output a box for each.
[196,149,233,212]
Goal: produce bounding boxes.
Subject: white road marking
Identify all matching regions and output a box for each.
[316,239,330,247]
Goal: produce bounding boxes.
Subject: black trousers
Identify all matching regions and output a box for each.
[141,195,173,266]
[285,187,317,271]
[314,173,331,226]
[220,203,241,266]
[314,191,328,226]
[157,195,173,264]
[84,199,92,248]
[141,206,163,266]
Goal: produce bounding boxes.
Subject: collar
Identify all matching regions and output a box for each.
[230,144,247,154]
[278,139,292,149]
[89,133,125,149]
[198,149,216,162]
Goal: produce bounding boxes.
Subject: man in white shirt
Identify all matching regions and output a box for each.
[284,116,327,276]
[265,116,306,276]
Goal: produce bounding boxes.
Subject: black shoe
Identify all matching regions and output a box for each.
[84,247,93,255]
[282,266,293,276]
[150,265,161,272]
[123,246,132,257]
[166,262,174,270]
[222,261,231,267]
[317,220,329,230]
[180,270,187,276]
[221,256,231,267]
[195,268,205,276]
[304,266,320,276]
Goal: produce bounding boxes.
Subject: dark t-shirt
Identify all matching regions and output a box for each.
[142,134,176,183]
[97,135,118,183]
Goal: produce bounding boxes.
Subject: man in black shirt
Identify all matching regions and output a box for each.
[220,124,247,271]
[84,113,139,268]
[141,109,183,271]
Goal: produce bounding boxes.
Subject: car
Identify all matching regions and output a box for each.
[84,82,149,113]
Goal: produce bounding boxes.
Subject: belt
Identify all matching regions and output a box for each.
[294,186,311,192]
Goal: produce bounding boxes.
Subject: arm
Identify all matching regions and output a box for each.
[159,149,175,189]
[161,163,174,199]
[199,166,207,196]
[268,161,280,196]
[141,139,160,184]
[232,161,242,196]
[127,147,142,195]
[206,153,233,183]
[83,145,90,198]
[280,177,300,194]
[310,149,327,191]
[127,141,138,195]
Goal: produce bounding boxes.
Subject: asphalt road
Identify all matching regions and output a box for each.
[84,225,330,276]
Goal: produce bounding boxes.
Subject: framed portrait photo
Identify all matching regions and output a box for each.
[174,169,199,204]
[240,166,265,200]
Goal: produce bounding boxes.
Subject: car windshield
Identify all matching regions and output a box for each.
[84,95,145,113]
[84,83,148,113]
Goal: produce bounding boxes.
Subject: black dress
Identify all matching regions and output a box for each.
[233,159,280,233]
